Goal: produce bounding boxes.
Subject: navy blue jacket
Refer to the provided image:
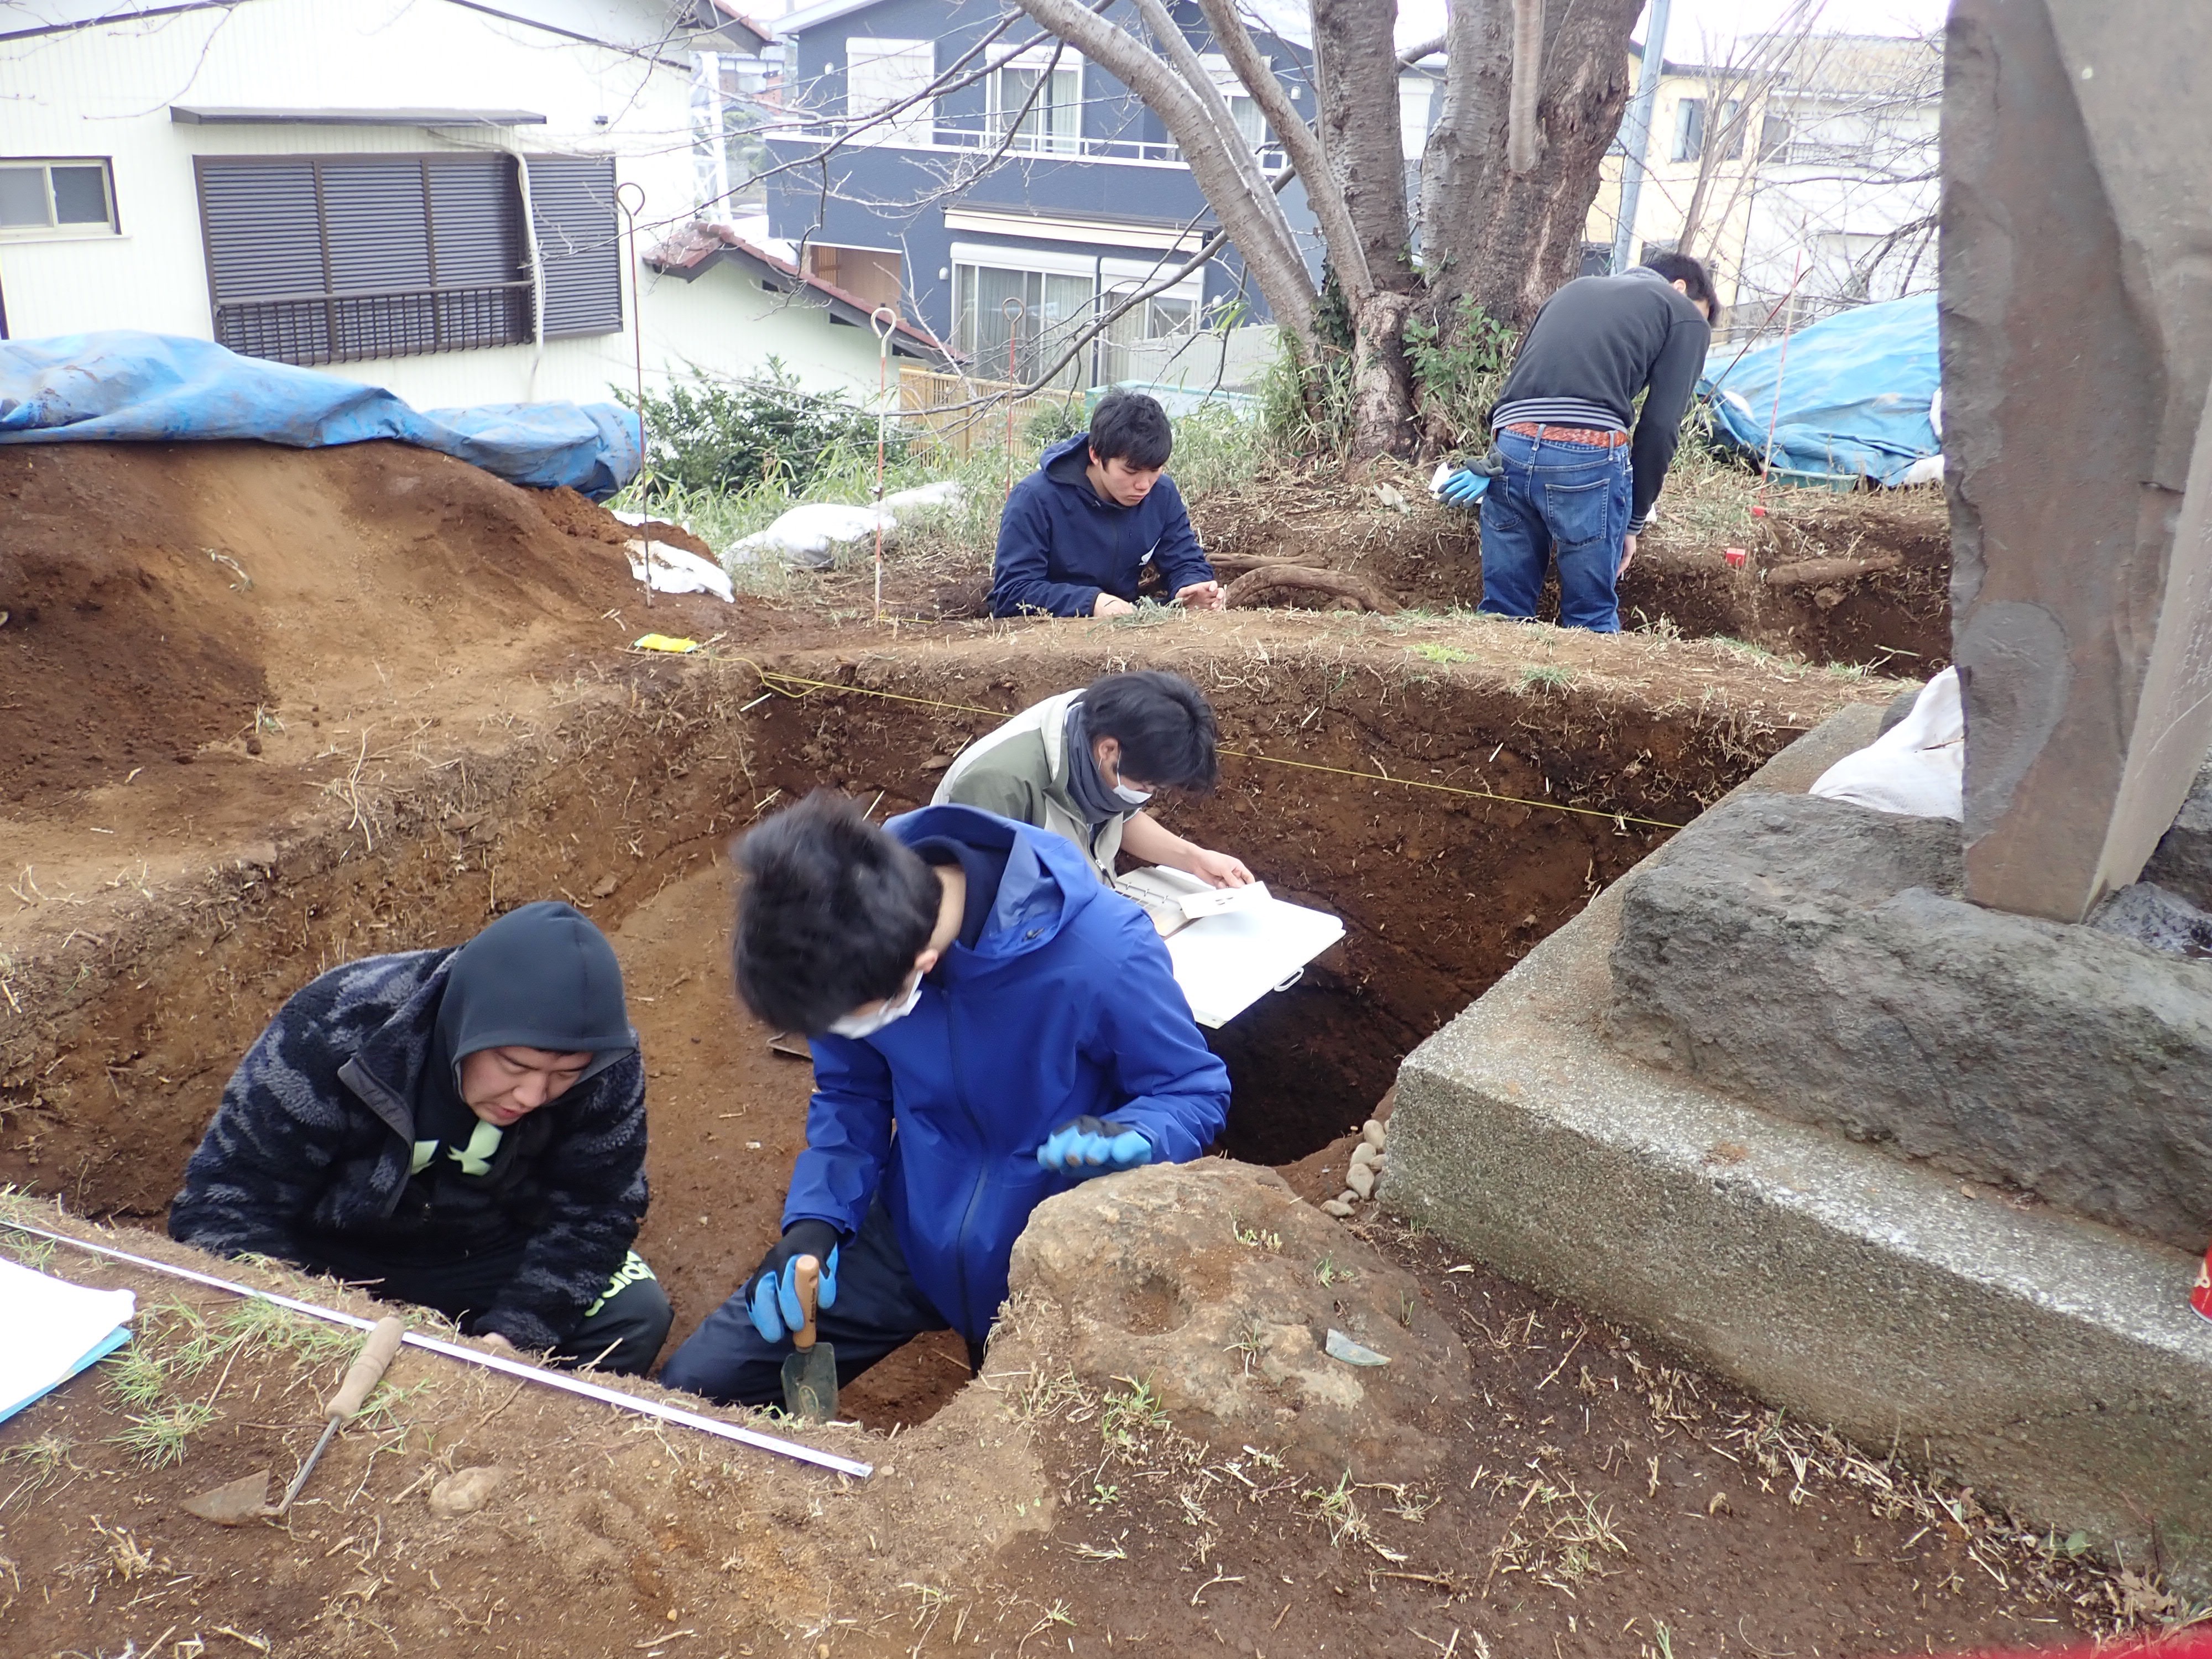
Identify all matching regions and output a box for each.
[988,433,1215,617]
[785,805,1230,1341]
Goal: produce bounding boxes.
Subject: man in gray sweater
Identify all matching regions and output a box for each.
[1441,252,1715,632]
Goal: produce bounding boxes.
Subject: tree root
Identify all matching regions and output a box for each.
[1762,552,1903,589]
[1224,564,1401,614]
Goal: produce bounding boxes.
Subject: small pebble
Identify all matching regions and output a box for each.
[1320,1198,1355,1218]
[1337,1187,1360,1206]
[1346,1163,1375,1199]
[1361,1119,1387,1150]
[1349,1141,1380,1169]
[429,1465,505,1516]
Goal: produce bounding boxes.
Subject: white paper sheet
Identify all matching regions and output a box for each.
[1120,867,1347,1027]
[0,1255,135,1423]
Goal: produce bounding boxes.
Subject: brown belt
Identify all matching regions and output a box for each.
[1504,421,1630,448]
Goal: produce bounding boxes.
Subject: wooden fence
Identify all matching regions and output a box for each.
[896,366,1084,459]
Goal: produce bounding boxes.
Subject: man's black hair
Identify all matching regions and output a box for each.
[1088,389,1174,470]
[732,791,940,1035]
[1639,250,1718,316]
[1084,670,1219,791]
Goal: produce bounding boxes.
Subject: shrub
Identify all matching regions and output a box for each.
[620,360,896,503]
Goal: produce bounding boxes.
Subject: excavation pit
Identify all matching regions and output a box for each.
[0,440,1895,1432]
[2,640,1877,1431]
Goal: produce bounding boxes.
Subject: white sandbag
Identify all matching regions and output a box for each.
[729,502,889,570]
[880,479,965,512]
[624,538,734,603]
[1808,666,1964,820]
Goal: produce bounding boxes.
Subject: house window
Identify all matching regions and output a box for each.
[1199,55,1267,153]
[1100,278,1200,385]
[807,243,902,310]
[954,260,1092,387]
[0,157,118,237]
[847,38,935,145]
[194,154,619,367]
[1672,97,1743,163]
[989,50,1081,153]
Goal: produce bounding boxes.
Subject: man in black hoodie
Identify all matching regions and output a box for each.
[1439,252,1715,632]
[170,901,671,1374]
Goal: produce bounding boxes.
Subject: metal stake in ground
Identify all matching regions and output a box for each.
[869,305,899,624]
[614,178,652,610]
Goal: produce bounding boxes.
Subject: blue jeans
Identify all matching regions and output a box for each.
[1475,428,1634,633]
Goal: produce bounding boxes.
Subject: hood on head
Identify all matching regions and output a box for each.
[435,900,637,1091]
[883,804,1093,959]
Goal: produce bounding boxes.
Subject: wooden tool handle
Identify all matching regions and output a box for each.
[327,1317,407,1422]
[792,1256,820,1352]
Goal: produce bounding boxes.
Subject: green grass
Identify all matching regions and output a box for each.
[1518,664,1577,692]
[109,1399,218,1469]
[606,405,1267,599]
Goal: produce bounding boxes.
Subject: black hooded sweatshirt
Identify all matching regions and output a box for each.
[170,902,648,1350]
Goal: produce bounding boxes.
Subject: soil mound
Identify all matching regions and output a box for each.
[0,440,705,808]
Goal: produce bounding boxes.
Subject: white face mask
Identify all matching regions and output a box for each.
[827,972,923,1040]
[1109,760,1152,808]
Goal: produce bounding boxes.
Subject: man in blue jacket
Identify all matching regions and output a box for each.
[659,791,1230,1405]
[988,389,1224,618]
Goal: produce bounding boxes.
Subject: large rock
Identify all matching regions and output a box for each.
[1604,792,2212,1251]
[2143,759,2212,912]
[1943,1,2212,921]
[1005,1160,1470,1483]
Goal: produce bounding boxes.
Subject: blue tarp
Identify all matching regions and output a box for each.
[0,331,640,498]
[1700,293,1939,487]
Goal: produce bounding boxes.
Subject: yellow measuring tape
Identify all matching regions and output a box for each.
[677,653,1687,834]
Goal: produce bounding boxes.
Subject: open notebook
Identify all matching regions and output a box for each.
[0,1255,135,1424]
[1114,867,1347,1027]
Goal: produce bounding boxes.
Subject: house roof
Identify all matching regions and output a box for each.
[645,221,953,365]
[0,0,764,53]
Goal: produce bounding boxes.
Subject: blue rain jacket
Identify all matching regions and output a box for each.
[988,432,1215,617]
[784,804,1230,1341]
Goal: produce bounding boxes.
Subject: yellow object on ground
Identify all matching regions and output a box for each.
[632,634,701,654]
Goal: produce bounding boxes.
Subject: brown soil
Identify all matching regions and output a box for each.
[3,439,2159,1658]
[1190,465,1952,671]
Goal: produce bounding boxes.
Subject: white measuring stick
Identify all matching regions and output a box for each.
[1,1218,873,1480]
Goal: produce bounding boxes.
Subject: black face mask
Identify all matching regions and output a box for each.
[1062,699,1134,827]
[417,901,637,1136]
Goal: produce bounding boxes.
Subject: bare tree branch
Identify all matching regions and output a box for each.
[1507,0,1543,174]
[1010,0,1316,336]
[1192,0,1371,299]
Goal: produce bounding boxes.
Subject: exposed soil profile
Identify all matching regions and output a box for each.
[5,440,2146,1659]
[1191,469,1952,670]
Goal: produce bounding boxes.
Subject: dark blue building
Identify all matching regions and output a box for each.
[765,0,1322,388]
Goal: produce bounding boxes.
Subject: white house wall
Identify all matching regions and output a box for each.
[0,0,869,406]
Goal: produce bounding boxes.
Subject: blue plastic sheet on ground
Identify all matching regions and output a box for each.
[1700,293,1939,487]
[0,331,640,498]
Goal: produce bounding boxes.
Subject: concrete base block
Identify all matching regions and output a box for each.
[1385,717,2212,1583]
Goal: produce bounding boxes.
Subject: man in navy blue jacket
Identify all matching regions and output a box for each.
[659,792,1230,1405]
[988,390,1224,618]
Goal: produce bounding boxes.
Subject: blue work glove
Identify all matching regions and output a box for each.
[744,1219,842,1343]
[1037,1115,1152,1178]
[1436,467,1491,508]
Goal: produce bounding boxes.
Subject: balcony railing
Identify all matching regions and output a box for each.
[213,280,533,367]
[798,117,1283,172]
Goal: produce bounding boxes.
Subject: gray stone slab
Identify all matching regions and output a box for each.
[1943,1,2212,921]
[1603,792,2212,1251]
[1386,875,2212,1582]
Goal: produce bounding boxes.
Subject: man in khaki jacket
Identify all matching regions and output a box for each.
[933,670,1251,888]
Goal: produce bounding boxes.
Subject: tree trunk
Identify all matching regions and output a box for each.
[1350,290,1417,458]
[1421,0,1644,327]
[1311,0,1416,296]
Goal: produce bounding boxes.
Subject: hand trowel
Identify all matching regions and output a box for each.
[779,1255,837,1422]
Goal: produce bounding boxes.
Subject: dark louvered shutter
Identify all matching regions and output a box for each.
[529,155,623,338]
[197,157,331,363]
[195,153,529,367]
[424,156,530,350]
[321,158,436,357]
